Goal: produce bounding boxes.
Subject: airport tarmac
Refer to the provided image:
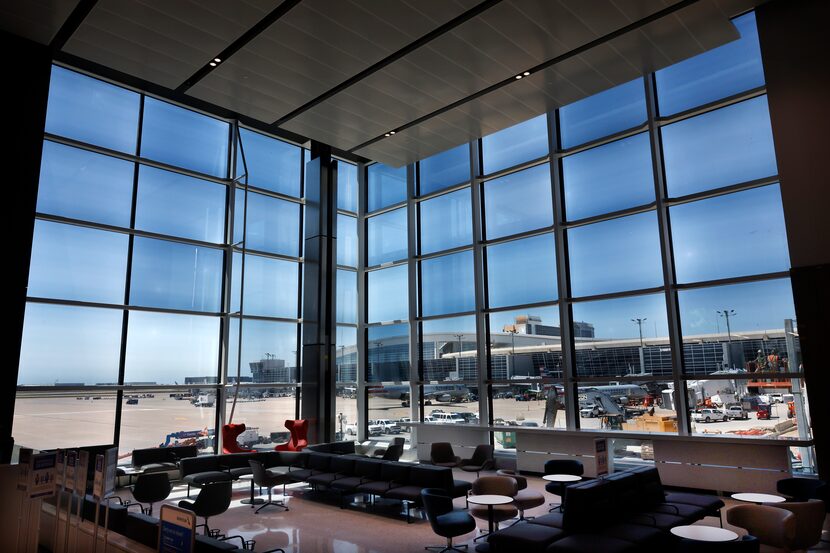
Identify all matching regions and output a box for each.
[13,394,803,462]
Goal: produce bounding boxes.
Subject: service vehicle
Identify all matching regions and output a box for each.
[371,419,402,434]
[691,408,727,423]
[756,404,772,420]
[432,412,466,424]
[725,405,749,420]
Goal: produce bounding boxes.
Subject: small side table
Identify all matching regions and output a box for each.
[671,525,738,542]
[542,474,582,483]
[467,494,514,535]
[731,492,786,505]
[239,474,266,506]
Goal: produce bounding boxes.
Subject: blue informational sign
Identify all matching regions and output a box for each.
[158,505,196,553]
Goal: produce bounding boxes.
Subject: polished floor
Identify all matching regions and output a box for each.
[120,469,830,553]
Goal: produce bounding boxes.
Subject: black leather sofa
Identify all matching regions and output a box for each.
[179,450,300,495]
[486,466,724,553]
[130,445,199,474]
[283,451,472,521]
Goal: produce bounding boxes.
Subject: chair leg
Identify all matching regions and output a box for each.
[187,484,190,497]
[426,536,469,552]
[255,487,289,514]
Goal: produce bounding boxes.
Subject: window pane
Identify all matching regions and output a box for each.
[577,380,677,434]
[221,386,298,448]
[568,211,662,297]
[338,161,358,212]
[130,237,223,312]
[119,391,215,456]
[336,326,358,382]
[136,166,226,243]
[572,293,670,378]
[671,185,790,283]
[14,392,117,451]
[337,269,357,324]
[419,144,469,196]
[46,66,139,153]
[237,128,300,197]
[656,12,765,116]
[421,250,474,317]
[228,318,298,383]
[482,114,548,174]
[124,311,219,384]
[17,303,122,385]
[419,188,472,254]
[492,384,567,430]
[559,79,647,148]
[678,278,797,375]
[337,214,358,267]
[38,141,134,227]
[236,253,299,319]
[141,97,229,178]
[489,306,562,379]
[562,132,654,221]
[483,163,553,239]
[234,190,300,257]
[421,315,478,382]
[368,324,409,382]
[487,233,557,308]
[368,163,407,212]
[662,96,777,197]
[367,207,407,266]
[367,265,408,323]
[28,220,128,304]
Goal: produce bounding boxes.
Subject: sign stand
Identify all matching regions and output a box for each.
[53,450,66,553]
[595,438,609,478]
[62,451,76,553]
[158,505,196,553]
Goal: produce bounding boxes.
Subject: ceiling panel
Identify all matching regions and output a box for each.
[185,0,479,123]
[354,0,742,166]
[63,0,277,89]
[285,0,682,152]
[0,0,79,45]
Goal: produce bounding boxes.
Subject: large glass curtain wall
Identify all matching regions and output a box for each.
[358,11,809,468]
[15,65,305,459]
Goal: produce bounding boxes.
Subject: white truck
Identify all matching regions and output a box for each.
[691,408,727,423]
[345,421,384,436]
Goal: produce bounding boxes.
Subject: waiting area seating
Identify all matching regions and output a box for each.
[486,466,723,552]
[422,488,476,553]
[221,423,254,454]
[275,419,309,452]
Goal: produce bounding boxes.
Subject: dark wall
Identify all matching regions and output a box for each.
[757,0,830,479]
[2,31,51,463]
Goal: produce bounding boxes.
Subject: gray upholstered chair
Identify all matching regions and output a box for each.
[774,499,825,551]
[178,481,232,536]
[129,472,171,516]
[422,487,475,553]
[496,469,545,523]
[468,475,518,538]
[249,460,291,513]
[460,445,494,478]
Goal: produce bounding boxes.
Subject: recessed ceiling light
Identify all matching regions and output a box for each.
[214,58,222,63]
[209,62,217,67]
[515,75,523,79]
[390,131,396,135]
[385,133,391,137]
[523,71,530,76]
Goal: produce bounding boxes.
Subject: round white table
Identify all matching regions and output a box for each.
[731,492,786,504]
[542,474,582,483]
[671,525,739,542]
[467,494,514,535]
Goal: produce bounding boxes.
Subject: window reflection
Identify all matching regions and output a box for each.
[656,12,765,116]
[233,189,300,257]
[671,185,790,284]
[562,132,654,221]
[662,96,777,198]
[338,161,358,212]
[486,233,557,308]
[419,144,470,196]
[38,141,134,227]
[420,316,478,382]
[237,128,301,197]
[419,188,472,254]
[568,211,662,297]
[367,265,408,323]
[231,253,299,318]
[420,251,475,317]
[337,214,358,267]
[481,114,548,175]
[336,269,357,324]
[488,306,562,380]
[367,324,410,382]
[228,318,299,383]
[368,163,407,212]
[483,163,553,240]
[367,208,408,266]
[559,79,647,149]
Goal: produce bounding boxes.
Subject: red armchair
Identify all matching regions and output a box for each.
[275,419,308,452]
[222,423,254,453]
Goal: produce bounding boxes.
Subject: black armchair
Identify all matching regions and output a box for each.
[430,442,461,468]
[543,459,584,512]
[249,460,290,514]
[178,481,232,536]
[373,437,405,458]
[128,472,171,516]
[459,445,494,478]
[777,477,828,506]
[421,488,475,553]
[380,443,404,461]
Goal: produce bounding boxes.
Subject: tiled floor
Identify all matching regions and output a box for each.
[120,470,830,552]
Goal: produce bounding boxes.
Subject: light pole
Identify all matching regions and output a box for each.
[631,318,647,376]
[717,309,736,368]
[505,327,518,378]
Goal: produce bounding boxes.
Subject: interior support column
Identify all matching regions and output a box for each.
[301,142,338,444]
[3,32,51,463]
[757,0,830,478]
